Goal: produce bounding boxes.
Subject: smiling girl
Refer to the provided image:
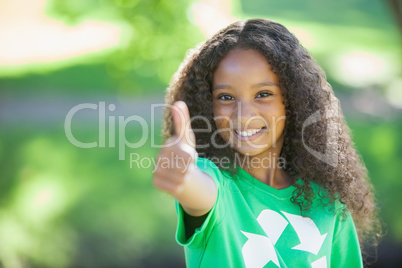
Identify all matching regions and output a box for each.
[153,19,380,268]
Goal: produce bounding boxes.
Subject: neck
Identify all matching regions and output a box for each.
[239,147,291,190]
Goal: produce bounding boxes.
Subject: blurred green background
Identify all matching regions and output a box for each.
[0,0,401,267]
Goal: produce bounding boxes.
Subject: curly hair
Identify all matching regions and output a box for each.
[162,18,380,260]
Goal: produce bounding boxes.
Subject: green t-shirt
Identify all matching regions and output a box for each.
[175,157,362,268]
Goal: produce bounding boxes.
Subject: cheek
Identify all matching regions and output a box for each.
[213,101,222,116]
[213,102,233,118]
[275,119,286,136]
[213,103,228,125]
[214,117,230,133]
[261,104,286,134]
[213,107,232,141]
[272,110,286,137]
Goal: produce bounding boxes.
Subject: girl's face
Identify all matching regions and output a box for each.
[212,49,286,158]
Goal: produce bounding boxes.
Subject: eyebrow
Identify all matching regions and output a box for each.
[213,81,279,91]
[252,82,279,88]
[213,84,233,91]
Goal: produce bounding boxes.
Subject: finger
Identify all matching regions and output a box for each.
[160,171,187,184]
[179,143,198,163]
[153,176,175,192]
[153,176,185,195]
[172,101,196,148]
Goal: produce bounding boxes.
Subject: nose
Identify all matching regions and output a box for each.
[233,100,257,123]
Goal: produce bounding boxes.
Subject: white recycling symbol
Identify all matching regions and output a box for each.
[241,209,328,268]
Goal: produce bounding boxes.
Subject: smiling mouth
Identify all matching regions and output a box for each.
[234,127,266,137]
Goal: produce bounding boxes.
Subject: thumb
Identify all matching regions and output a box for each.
[172,101,196,149]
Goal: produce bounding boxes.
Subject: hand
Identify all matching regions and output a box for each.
[153,101,198,197]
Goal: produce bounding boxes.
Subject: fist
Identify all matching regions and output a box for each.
[153,101,198,197]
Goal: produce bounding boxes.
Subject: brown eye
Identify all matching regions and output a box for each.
[256,91,272,98]
[218,94,234,101]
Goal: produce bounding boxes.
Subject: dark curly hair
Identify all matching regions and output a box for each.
[162,18,380,260]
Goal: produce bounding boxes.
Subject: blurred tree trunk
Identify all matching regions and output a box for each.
[386,0,402,32]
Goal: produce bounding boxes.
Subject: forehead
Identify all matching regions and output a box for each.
[213,49,279,85]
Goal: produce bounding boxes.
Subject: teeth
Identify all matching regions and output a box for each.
[235,128,263,137]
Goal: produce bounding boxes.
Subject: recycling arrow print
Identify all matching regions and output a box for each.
[241,210,288,268]
[241,232,280,268]
[257,209,289,244]
[241,210,328,267]
[311,256,327,268]
[281,211,328,255]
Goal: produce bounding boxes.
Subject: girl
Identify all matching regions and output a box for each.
[153,19,379,267]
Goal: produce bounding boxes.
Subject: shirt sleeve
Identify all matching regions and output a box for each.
[175,157,226,249]
[330,209,363,268]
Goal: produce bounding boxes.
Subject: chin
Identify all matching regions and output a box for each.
[233,147,268,157]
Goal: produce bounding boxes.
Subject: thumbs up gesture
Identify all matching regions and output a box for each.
[172,101,197,156]
[153,101,198,197]
[153,101,217,216]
